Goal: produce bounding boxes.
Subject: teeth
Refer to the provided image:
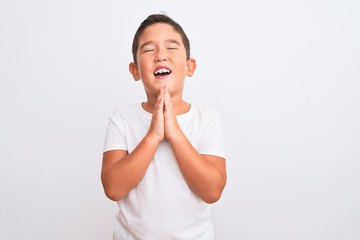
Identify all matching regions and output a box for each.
[155,68,170,75]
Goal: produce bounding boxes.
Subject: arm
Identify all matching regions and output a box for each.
[101,136,159,201]
[163,88,227,204]
[101,89,166,201]
[169,134,227,204]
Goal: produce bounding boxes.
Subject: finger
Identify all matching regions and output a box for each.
[157,87,164,103]
[163,85,169,95]
[163,94,173,117]
[155,88,165,113]
[163,86,171,102]
[158,86,164,98]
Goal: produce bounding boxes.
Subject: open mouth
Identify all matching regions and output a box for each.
[154,68,171,76]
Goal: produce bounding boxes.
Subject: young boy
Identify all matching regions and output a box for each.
[101,14,227,239]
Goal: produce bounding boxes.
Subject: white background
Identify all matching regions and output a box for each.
[1,0,359,239]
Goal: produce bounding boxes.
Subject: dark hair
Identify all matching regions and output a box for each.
[131,14,191,64]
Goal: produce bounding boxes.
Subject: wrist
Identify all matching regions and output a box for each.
[145,131,163,146]
[166,127,184,144]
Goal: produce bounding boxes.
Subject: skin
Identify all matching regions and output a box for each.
[101,23,227,204]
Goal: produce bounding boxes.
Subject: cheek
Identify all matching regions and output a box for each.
[137,61,152,76]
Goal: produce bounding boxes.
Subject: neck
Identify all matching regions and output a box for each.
[142,94,190,115]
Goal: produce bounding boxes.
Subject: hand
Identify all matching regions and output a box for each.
[147,87,165,143]
[163,86,181,141]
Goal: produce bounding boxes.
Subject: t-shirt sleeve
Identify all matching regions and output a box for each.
[103,112,128,153]
[198,110,226,159]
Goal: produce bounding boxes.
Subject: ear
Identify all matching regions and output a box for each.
[129,62,141,81]
[186,58,197,77]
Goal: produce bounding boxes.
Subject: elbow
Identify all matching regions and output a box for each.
[101,174,126,201]
[203,195,221,204]
[201,189,224,204]
[104,187,123,202]
[201,179,227,204]
[102,183,125,202]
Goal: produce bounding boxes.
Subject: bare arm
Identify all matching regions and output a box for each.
[101,89,166,201]
[163,87,227,203]
[101,136,159,201]
[101,87,226,203]
[169,134,227,204]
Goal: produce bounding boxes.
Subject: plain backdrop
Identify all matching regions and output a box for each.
[1,0,359,239]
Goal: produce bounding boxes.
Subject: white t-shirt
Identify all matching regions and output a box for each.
[103,103,226,240]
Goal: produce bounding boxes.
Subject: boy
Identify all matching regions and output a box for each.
[101,14,227,239]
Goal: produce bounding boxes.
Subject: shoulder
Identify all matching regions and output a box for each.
[110,103,141,118]
[107,103,148,126]
[191,104,221,120]
[188,104,223,129]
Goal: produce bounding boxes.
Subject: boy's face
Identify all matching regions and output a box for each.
[129,23,196,98]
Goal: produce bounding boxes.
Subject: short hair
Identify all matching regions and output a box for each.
[131,14,191,64]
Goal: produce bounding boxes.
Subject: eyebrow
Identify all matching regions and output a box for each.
[166,39,181,45]
[139,39,181,51]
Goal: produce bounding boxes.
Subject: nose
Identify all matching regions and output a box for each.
[155,48,167,62]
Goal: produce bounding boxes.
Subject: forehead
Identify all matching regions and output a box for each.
[139,23,183,43]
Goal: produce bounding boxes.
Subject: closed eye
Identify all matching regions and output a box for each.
[143,49,154,53]
[167,40,180,50]
[140,41,156,53]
